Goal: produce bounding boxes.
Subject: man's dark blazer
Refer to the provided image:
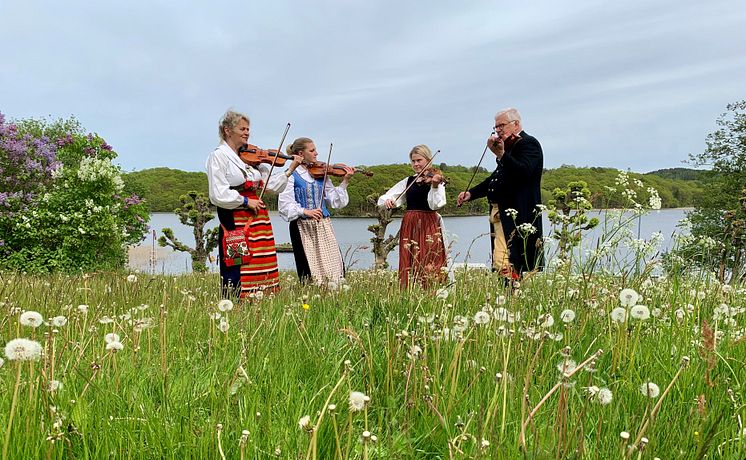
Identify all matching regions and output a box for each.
[468,130,544,273]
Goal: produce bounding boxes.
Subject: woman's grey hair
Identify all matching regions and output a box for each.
[218,110,250,141]
[409,144,433,161]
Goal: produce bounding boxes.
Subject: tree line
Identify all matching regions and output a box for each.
[123,164,705,215]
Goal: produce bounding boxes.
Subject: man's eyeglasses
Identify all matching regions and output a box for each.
[494,120,516,131]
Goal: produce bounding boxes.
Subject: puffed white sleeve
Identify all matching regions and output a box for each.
[427,183,447,210]
[377,178,408,208]
[206,153,244,209]
[323,179,349,209]
[278,174,305,222]
[257,163,289,194]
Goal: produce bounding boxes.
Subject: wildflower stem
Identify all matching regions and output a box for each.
[306,369,347,460]
[2,364,22,460]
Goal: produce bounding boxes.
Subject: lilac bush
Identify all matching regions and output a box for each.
[0,113,149,272]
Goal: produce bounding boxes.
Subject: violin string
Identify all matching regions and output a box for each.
[318,143,333,211]
[259,123,291,200]
[393,149,440,205]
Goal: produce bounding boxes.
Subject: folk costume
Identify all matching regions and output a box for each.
[378,177,447,288]
[278,166,349,285]
[468,131,544,276]
[206,141,289,299]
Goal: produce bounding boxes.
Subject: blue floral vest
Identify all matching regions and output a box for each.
[292,171,331,218]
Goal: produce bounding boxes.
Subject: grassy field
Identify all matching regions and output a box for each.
[1,264,744,459]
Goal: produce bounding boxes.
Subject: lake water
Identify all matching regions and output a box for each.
[129,209,686,274]
[129,209,690,275]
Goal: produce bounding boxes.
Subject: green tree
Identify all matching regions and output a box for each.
[158,191,219,273]
[683,101,746,282]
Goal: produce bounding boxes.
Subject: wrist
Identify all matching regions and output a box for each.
[242,196,249,207]
[285,170,292,178]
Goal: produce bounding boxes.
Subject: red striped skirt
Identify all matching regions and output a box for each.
[234,190,280,299]
[398,210,446,289]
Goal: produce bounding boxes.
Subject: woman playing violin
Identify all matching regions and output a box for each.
[206,110,302,299]
[278,137,354,286]
[377,145,447,289]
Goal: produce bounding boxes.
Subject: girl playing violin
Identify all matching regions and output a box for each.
[377,145,447,289]
[206,110,302,299]
[278,137,354,286]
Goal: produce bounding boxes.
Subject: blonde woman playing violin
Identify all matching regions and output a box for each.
[377,144,447,289]
[278,137,354,286]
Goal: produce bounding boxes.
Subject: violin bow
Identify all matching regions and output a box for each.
[317,143,333,210]
[392,149,440,206]
[258,122,291,200]
[458,131,495,207]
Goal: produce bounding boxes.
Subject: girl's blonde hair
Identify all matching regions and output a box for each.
[409,144,432,161]
[286,137,314,156]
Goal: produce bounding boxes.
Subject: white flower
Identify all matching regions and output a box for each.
[19,311,44,328]
[538,313,554,328]
[253,290,265,300]
[105,333,121,344]
[557,359,577,376]
[630,305,651,320]
[473,311,491,325]
[640,381,660,398]
[50,316,67,327]
[219,318,230,333]
[77,304,89,314]
[298,415,311,430]
[517,223,537,235]
[619,288,639,307]
[217,299,234,312]
[610,307,627,323]
[106,341,124,352]
[5,338,43,361]
[674,308,685,320]
[126,274,137,283]
[407,345,422,360]
[47,380,63,392]
[435,288,449,300]
[349,391,368,412]
[560,309,576,323]
[504,208,518,218]
[620,431,630,440]
[597,388,613,405]
[99,316,114,324]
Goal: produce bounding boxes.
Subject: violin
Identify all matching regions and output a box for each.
[417,167,450,186]
[302,161,374,179]
[238,144,294,167]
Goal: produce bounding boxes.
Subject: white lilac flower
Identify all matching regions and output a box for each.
[50,316,67,327]
[105,333,121,344]
[474,311,491,325]
[77,304,89,314]
[619,288,639,307]
[218,318,230,333]
[349,391,368,412]
[5,338,43,361]
[640,381,660,398]
[106,341,124,352]
[630,305,651,320]
[560,309,576,323]
[20,311,44,328]
[298,415,311,430]
[610,307,627,323]
[126,274,137,283]
[217,299,234,312]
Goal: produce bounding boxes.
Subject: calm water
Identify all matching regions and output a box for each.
[129,209,689,274]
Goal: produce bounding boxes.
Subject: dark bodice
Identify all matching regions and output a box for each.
[405,176,433,211]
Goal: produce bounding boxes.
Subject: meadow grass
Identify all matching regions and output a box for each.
[0,265,744,459]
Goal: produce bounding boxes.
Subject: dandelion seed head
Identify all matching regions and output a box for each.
[473,311,490,325]
[104,333,121,344]
[560,309,576,323]
[298,415,311,430]
[619,288,639,307]
[217,299,233,312]
[47,380,63,392]
[349,391,368,412]
[218,318,230,333]
[77,304,89,314]
[640,381,660,398]
[620,431,630,440]
[630,305,651,320]
[610,307,627,323]
[106,341,124,352]
[597,388,613,405]
[19,311,44,328]
[126,274,137,283]
[4,338,43,361]
[50,316,67,327]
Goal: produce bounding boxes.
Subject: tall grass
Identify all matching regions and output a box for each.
[1,260,744,458]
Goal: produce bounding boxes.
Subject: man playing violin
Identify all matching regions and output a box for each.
[457,108,544,279]
[278,137,354,286]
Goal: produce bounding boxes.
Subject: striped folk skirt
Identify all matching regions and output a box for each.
[398,210,447,289]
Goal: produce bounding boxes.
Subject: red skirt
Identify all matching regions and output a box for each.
[398,210,446,288]
[234,187,280,298]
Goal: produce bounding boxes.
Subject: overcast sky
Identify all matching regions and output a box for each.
[2,0,744,173]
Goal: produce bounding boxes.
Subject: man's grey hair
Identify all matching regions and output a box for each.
[495,108,521,122]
